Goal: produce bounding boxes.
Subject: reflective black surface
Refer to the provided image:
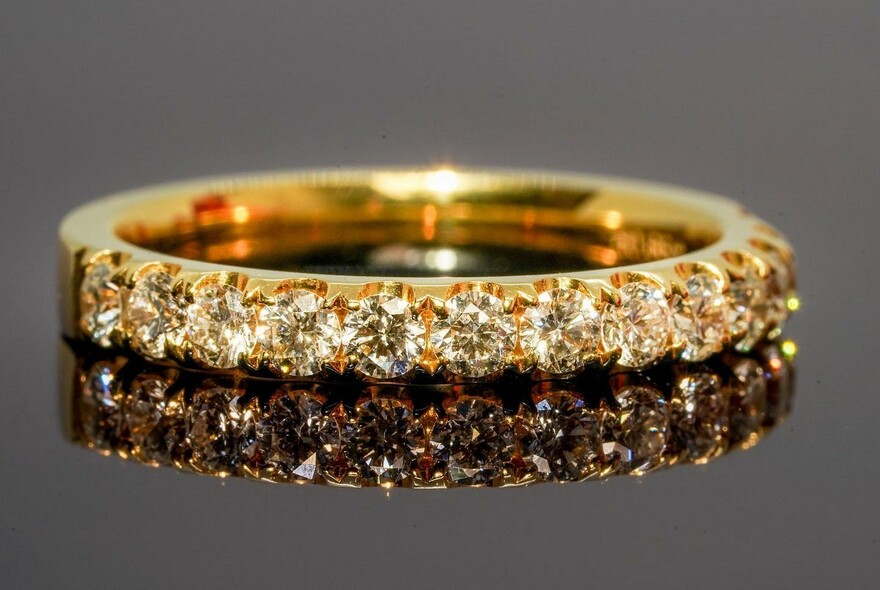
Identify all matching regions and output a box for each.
[3,3,878,588]
[65,341,794,488]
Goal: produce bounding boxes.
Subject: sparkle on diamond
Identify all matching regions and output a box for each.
[761,344,795,424]
[602,282,671,368]
[435,396,513,486]
[671,274,729,362]
[249,389,341,482]
[346,395,420,486]
[520,288,600,374]
[728,265,769,353]
[185,284,256,369]
[600,383,670,475]
[342,293,425,379]
[257,289,342,376]
[80,262,122,347]
[126,269,183,359]
[78,359,125,453]
[669,370,728,463]
[727,358,768,448]
[517,391,602,482]
[431,289,516,378]
[123,370,185,466]
[186,386,258,476]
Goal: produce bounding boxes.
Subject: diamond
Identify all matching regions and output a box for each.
[727,358,767,448]
[431,289,516,377]
[600,382,670,475]
[77,358,125,453]
[123,370,186,466]
[517,390,601,482]
[669,369,728,463]
[80,262,122,347]
[520,288,600,374]
[760,344,794,425]
[126,269,183,359]
[249,388,340,482]
[728,264,768,352]
[764,259,793,337]
[257,290,342,376]
[602,282,671,368]
[186,385,258,476]
[185,283,256,369]
[435,396,513,486]
[346,394,419,486]
[671,274,729,361]
[342,293,425,379]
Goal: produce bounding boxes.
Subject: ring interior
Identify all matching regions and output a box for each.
[113,171,723,277]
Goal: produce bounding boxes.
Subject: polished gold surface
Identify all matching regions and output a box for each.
[113,180,715,275]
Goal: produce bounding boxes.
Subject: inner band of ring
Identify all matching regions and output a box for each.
[113,171,722,277]
[59,167,796,380]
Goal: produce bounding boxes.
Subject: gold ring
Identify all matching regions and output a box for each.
[59,167,798,382]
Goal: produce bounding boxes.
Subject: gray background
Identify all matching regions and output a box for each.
[1,1,878,588]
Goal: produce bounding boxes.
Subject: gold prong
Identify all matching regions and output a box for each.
[357,281,415,301]
[532,276,589,295]
[325,348,350,374]
[444,281,503,300]
[508,291,535,315]
[415,295,444,315]
[190,271,250,292]
[721,250,769,279]
[610,270,672,294]
[268,278,329,298]
[673,261,729,293]
[327,293,352,312]
[83,249,130,270]
[419,347,443,375]
[129,261,182,284]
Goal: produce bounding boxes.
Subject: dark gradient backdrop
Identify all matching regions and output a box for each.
[1,2,878,589]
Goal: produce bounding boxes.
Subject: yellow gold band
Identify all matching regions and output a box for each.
[59,167,797,381]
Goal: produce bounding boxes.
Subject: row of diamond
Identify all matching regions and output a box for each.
[74,344,793,487]
[78,246,796,379]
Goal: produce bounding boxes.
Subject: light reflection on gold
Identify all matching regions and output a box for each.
[422,204,437,241]
[229,238,253,261]
[602,210,624,230]
[425,248,458,272]
[424,168,460,194]
[232,205,250,224]
[109,168,728,278]
[371,168,465,200]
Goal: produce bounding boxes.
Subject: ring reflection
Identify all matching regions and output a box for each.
[63,340,795,489]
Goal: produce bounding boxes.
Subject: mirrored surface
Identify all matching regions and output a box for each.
[65,341,794,488]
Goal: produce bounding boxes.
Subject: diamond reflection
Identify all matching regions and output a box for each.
[65,340,795,489]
